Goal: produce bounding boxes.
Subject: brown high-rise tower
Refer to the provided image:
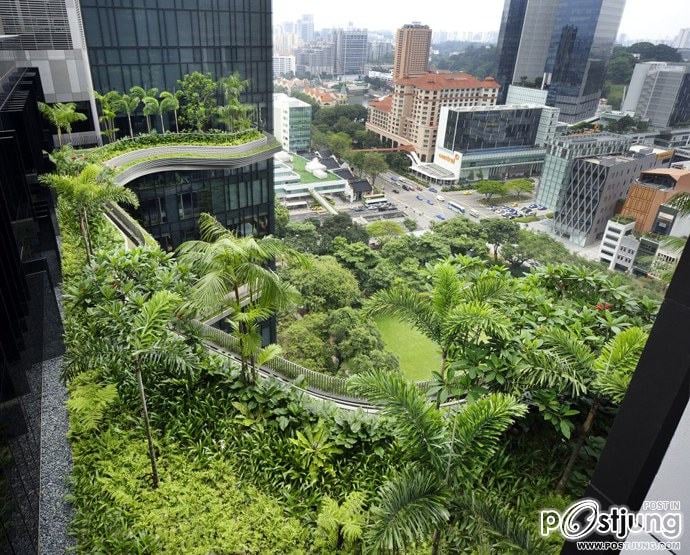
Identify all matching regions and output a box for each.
[393,23,432,81]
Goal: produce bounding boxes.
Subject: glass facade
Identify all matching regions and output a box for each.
[80,0,273,131]
[495,0,528,103]
[670,73,690,127]
[545,0,625,122]
[443,107,543,152]
[128,161,273,249]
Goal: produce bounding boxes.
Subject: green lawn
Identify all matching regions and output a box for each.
[291,155,332,184]
[374,316,442,381]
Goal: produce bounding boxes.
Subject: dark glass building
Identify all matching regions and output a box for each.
[495,0,528,104]
[442,106,545,152]
[79,0,276,245]
[495,0,625,123]
[544,0,625,123]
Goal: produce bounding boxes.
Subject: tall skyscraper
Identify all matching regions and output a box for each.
[333,28,368,76]
[297,14,315,44]
[544,0,626,123]
[393,23,432,81]
[496,0,626,122]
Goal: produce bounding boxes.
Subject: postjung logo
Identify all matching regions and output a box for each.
[540,499,683,541]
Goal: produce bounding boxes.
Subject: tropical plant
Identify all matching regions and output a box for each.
[350,371,531,553]
[314,492,366,553]
[130,86,160,132]
[159,91,180,132]
[176,72,217,131]
[143,96,165,132]
[289,420,343,481]
[113,93,141,138]
[177,213,302,382]
[38,101,88,146]
[95,91,122,143]
[40,164,138,262]
[219,71,249,102]
[216,99,252,132]
[365,262,511,406]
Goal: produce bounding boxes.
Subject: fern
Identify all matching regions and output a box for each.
[68,381,119,436]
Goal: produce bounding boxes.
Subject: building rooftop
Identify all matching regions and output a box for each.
[396,71,499,91]
[369,95,393,113]
[273,92,311,109]
[349,179,373,193]
[303,87,343,104]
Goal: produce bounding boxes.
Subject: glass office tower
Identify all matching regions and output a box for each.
[544,0,625,123]
[79,0,275,245]
[495,0,528,103]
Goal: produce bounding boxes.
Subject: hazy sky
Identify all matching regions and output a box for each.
[274,0,690,42]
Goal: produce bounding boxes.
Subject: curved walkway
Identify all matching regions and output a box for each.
[101,133,281,187]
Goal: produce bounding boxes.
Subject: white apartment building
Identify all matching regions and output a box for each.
[273,55,296,77]
[599,218,639,272]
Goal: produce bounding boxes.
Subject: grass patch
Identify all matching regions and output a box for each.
[374,316,441,381]
[291,155,335,184]
[514,214,539,223]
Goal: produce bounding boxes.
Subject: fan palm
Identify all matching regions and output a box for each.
[159,91,180,132]
[40,164,138,263]
[177,213,303,382]
[350,371,531,554]
[520,326,648,492]
[38,101,88,146]
[113,93,140,138]
[365,263,511,405]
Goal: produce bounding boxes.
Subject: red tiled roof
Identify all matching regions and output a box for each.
[396,71,499,90]
[304,87,340,103]
[369,95,392,112]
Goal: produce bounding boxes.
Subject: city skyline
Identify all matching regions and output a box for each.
[274,0,690,42]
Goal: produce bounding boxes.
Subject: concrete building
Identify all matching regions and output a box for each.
[296,14,315,45]
[599,217,639,272]
[273,93,312,153]
[366,71,499,162]
[505,84,549,105]
[621,62,690,128]
[619,167,690,234]
[393,23,432,81]
[333,28,368,76]
[368,40,394,63]
[411,103,560,183]
[674,28,690,49]
[0,0,100,144]
[553,149,663,246]
[496,0,625,122]
[273,152,347,203]
[294,43,335,77]
[536,132,637,210]
[273,55,296,78]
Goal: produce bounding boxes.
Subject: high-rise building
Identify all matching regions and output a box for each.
[0,0,101,144]
[297,14,315,44]
[393,23,432,81]
[411,103,559,183]
[273,55,296,78]
[622,62,690,128]
[76,1,276,247]
[553,148,663,246]
[273,93,312,153]
[366,72,499,162]
[674,28,690,49]
[544,0,626,123]
[333,28,368,76]
[496,0,625,122]
[368,40,394,63]
[536,132,635,209]
[295,43,335,76]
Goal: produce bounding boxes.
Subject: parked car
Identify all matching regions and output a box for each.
[435,214,446,220]
[426,199,435,205]
[436,195,445,202]
[416,194,424,201]
[390,175,399,182]
[429,187,438,193]
[528,203,538,209]
[402,184,411,191]
[392,188,400,194]
[537,205,547,210]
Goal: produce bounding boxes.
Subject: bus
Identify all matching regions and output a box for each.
[448,201,466,214]
[363,194,388,206]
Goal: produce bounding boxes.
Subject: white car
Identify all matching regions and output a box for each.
[436,195,445,202]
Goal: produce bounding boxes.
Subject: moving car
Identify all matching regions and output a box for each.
[436,195,445,202]
[392,189,400,194]
[429,187,438,193]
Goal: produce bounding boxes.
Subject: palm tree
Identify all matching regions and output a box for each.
[219,71,249,102]
[176,213,303,382]
[142,97,163,132]
[365,263,511,406]
[130,86,159,132]
[40,164,138,263]
[216,99,251,132]
[114,93,140,138]
[159,91,180,133]
[350,371,533,554]
[94,91,122,143]
[38,102,87,146]
[520,326,648,493]
[128,290,187,488]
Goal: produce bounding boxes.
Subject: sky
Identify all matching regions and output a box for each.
[273,0,690,42]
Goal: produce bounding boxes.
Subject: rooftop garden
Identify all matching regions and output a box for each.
[290,154,338,184]
[40,75,668,552]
